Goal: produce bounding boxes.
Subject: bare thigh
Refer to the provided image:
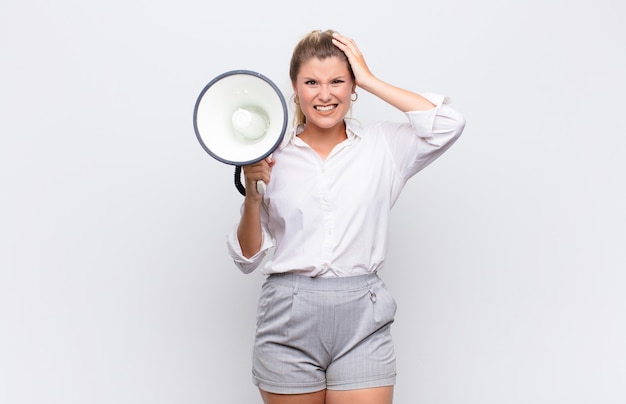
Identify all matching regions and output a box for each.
[326,386,394,404]
[260,389,326,404]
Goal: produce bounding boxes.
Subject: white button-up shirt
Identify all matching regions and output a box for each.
[227,93,465,277]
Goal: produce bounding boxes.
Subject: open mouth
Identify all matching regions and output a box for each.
[315,104,337,112]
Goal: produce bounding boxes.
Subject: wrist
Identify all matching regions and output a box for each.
[243,195,263,208]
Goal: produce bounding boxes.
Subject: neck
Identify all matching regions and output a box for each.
[298,121,347,160]
[300,120,346,143]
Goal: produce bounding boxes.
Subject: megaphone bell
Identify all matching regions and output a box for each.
[193,70,288,195]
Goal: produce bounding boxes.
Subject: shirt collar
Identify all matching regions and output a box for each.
[278,119,362,151]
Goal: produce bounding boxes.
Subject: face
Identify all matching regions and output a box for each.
[292,56,355,131]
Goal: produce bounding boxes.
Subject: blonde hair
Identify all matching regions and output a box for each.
[289,29,355,126]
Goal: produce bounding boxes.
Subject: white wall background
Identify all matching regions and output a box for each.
[1,0,624,403]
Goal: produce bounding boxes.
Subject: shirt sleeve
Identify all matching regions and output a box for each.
[384,92,466,180]
[225,219,274,274]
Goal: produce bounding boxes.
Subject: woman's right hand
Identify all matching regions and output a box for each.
[238,156,274,257]
[242,156,275,201]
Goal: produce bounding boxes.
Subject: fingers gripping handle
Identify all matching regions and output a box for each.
[234,166,266,196]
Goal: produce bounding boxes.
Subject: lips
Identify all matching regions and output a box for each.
[315,104,337,111]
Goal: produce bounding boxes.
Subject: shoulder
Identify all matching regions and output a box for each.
[345,118,407,140]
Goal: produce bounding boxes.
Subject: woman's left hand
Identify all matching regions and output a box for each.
[331,32,375,89]
[332,31,435,112]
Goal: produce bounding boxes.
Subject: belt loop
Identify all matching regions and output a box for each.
[366,277,377,303]
[293,276,299,296]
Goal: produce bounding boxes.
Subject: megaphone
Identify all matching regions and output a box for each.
[193,70,288,196]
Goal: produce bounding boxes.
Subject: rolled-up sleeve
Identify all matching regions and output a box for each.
[409,92,465,145]
[386,93,466,179]
[225,214,274,274]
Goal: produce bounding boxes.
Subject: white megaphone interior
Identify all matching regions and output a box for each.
[196,73,286,165]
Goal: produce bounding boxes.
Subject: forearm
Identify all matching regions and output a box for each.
[360,75,435,113]
[236,199,263,258]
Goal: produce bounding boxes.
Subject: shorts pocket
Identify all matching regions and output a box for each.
[255,281,296,341]
[256,281,277,329]
[372,281,397,325]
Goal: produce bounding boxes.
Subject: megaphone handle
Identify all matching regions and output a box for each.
[234,166,267,196]
[256,180,267,195]
[234,166,246,196]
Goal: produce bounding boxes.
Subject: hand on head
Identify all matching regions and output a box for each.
[330,32,374,89]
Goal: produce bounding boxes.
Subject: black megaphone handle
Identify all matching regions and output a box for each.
[234,166,246,196]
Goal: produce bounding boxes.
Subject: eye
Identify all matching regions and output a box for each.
[305,80,318,86]
[332,79,345,84]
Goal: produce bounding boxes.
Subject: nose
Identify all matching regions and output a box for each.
[318,84,332,102]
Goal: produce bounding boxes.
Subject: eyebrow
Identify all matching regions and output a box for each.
[301,75,348,82]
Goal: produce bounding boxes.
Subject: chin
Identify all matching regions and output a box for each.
[308,120,345,130]
[306,112,348,128]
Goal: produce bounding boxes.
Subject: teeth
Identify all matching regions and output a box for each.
[315,105,335,111]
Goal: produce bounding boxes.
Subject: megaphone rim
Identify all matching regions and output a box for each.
[193,69,288,166]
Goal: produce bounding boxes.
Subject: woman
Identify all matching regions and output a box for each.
[227,29,465,404]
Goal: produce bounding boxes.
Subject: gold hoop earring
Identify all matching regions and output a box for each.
[351,92,358,102]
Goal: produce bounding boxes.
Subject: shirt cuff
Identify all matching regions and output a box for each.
[225,224,273,274]
[404,92,457,144]
[420,92,450,107]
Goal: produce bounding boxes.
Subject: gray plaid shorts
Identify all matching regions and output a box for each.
[252,272,397,394]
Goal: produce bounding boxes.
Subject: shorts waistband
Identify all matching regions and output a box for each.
[266,272,381,291]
